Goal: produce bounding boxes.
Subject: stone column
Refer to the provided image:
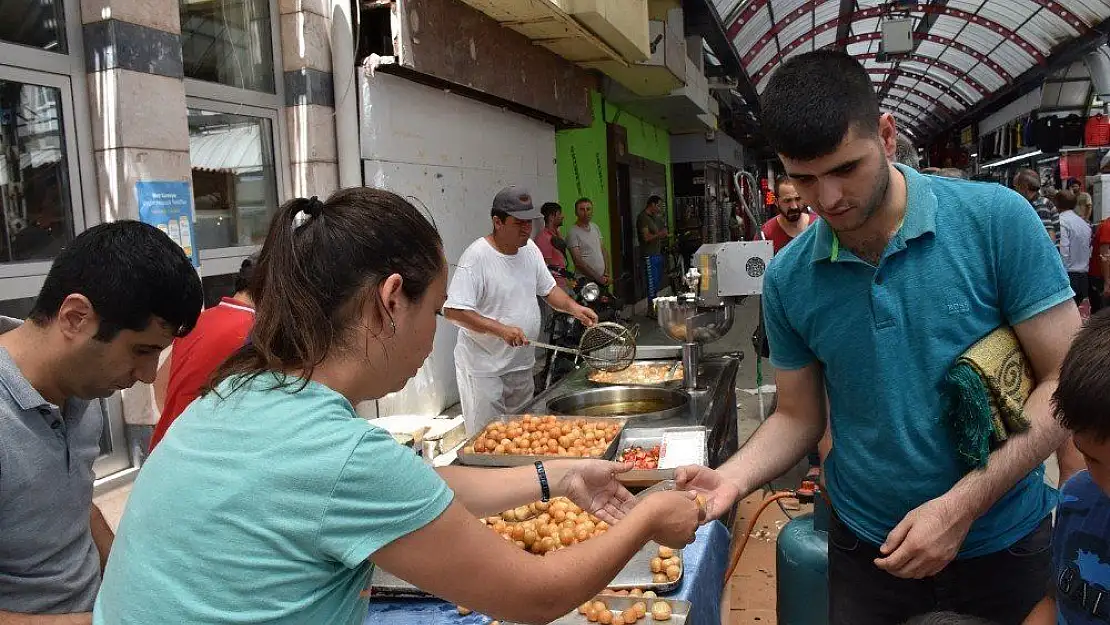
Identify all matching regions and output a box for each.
[279,0,340,198]
[81,0,192,427]
[81,0,192,223]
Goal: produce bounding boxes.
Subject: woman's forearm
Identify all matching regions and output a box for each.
[437,461,579,518]
[437,465,544,518]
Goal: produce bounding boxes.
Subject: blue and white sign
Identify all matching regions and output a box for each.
[136,181,198,267]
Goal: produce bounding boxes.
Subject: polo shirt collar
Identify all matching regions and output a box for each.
[810,163,937,264]
[0,317,51,411]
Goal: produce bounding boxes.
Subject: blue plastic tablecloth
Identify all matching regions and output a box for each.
[364,521,730,625]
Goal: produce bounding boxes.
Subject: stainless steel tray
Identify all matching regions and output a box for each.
[586,360,684,386]
[609,540,684,592]
[368,540,682,598]
[513,595,693,625]
[456,415,627,467]
[616,426,707,488]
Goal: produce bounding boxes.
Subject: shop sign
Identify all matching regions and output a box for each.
[136,180,199,267]
[960,126,974,146]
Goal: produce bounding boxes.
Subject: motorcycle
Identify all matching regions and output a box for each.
[534,267,622,392]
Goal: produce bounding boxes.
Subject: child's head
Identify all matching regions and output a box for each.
[902,612,997,625]
[1054,308,1110,494]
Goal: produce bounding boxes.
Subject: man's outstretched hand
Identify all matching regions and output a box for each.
[674,465,742,522]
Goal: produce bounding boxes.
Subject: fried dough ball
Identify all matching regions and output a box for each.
[651,601,672,621]
[665,564,681,582]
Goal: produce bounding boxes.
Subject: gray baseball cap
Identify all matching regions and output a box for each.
[492,185,541,220]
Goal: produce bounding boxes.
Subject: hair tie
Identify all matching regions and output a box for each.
[292,196,324,230]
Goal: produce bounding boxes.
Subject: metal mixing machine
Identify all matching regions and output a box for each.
[654,241,774,389]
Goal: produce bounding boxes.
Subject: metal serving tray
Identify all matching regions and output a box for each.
[609,540,684,593]
[456,415,627,468]
[586,360,684,386]
[512,595,693,625]
[616,426,707,488]
[368,540,683,598]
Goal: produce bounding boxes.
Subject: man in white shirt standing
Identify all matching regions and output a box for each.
[444,186,599,433]
[1057,190,1093,306]
[566,198,610,287]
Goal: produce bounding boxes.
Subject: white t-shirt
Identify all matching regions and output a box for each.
[566,222,605,278]
[445,238,557,376]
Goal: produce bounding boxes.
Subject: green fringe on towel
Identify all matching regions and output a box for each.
[944,326,1034,471]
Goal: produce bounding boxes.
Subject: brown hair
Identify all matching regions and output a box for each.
[1053,308,1110,440]
[209,187,443,395]
[1055,189,1078,213]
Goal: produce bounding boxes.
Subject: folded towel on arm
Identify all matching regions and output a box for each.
[945,326,1035,470]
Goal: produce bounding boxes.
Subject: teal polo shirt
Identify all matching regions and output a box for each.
[763,164,1072,558]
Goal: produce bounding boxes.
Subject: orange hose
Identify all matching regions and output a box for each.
[723,492,797,584]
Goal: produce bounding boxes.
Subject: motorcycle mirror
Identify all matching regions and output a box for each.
[582,282,601,303]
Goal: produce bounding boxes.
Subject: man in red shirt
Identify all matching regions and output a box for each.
[148,257,256,452]
[536,202,568,288]
[762,176,815,253]
[1089,218,1110,313]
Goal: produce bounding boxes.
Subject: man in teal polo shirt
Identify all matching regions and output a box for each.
[677,51,1079,624]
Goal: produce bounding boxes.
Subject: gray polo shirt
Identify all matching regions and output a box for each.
[0,317,104,613]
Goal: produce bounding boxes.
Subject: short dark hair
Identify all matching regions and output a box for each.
[541,202,563,220]
[1054,308,1110,440]
[234,256,258,296]
[773,175,794,197]
[902,612,997,625]
[1055,190,1078,213]
[1013,169,1040,193]
[29,221,202,341]
[646,195,662,207]
[491,208,510,222]
[575,197,592,210]
[760,50,880,160]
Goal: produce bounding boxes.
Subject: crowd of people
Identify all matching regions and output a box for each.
[2,49,1110,625]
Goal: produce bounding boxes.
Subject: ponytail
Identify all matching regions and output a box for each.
[207,188,443,396]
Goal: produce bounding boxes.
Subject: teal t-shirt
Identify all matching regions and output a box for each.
[94,374,454,624]
[762,165,1071,558]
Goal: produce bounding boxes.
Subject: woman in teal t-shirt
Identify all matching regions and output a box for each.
[95,188,704,625]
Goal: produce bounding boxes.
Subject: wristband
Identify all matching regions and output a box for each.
[535,461,551,502]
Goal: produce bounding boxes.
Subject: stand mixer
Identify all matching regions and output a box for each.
[655,241,774,390]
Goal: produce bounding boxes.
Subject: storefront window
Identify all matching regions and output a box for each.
[201,272,238,308]
[180,0,275,93]
[187,108,278,250]
[0,0,67,53]
[0,80,74,264]
[0,296,36,320]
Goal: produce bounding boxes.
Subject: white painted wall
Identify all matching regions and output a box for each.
[359,71,557,418]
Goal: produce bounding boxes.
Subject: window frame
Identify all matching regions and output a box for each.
[185,95,287,270]
[181,0,289,274]
[0,0,97,295]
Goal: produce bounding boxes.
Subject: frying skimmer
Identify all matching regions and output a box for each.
[530,321,637,372]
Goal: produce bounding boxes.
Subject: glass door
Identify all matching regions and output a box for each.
[0,66,131,479]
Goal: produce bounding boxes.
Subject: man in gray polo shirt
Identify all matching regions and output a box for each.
[0,221,201,623]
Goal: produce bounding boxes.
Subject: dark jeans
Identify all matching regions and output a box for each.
[1090,275,1105,314]
[829,512,1052,625]
[1070,272,1090,307]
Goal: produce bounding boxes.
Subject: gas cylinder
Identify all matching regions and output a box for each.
[776,488,829,625]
